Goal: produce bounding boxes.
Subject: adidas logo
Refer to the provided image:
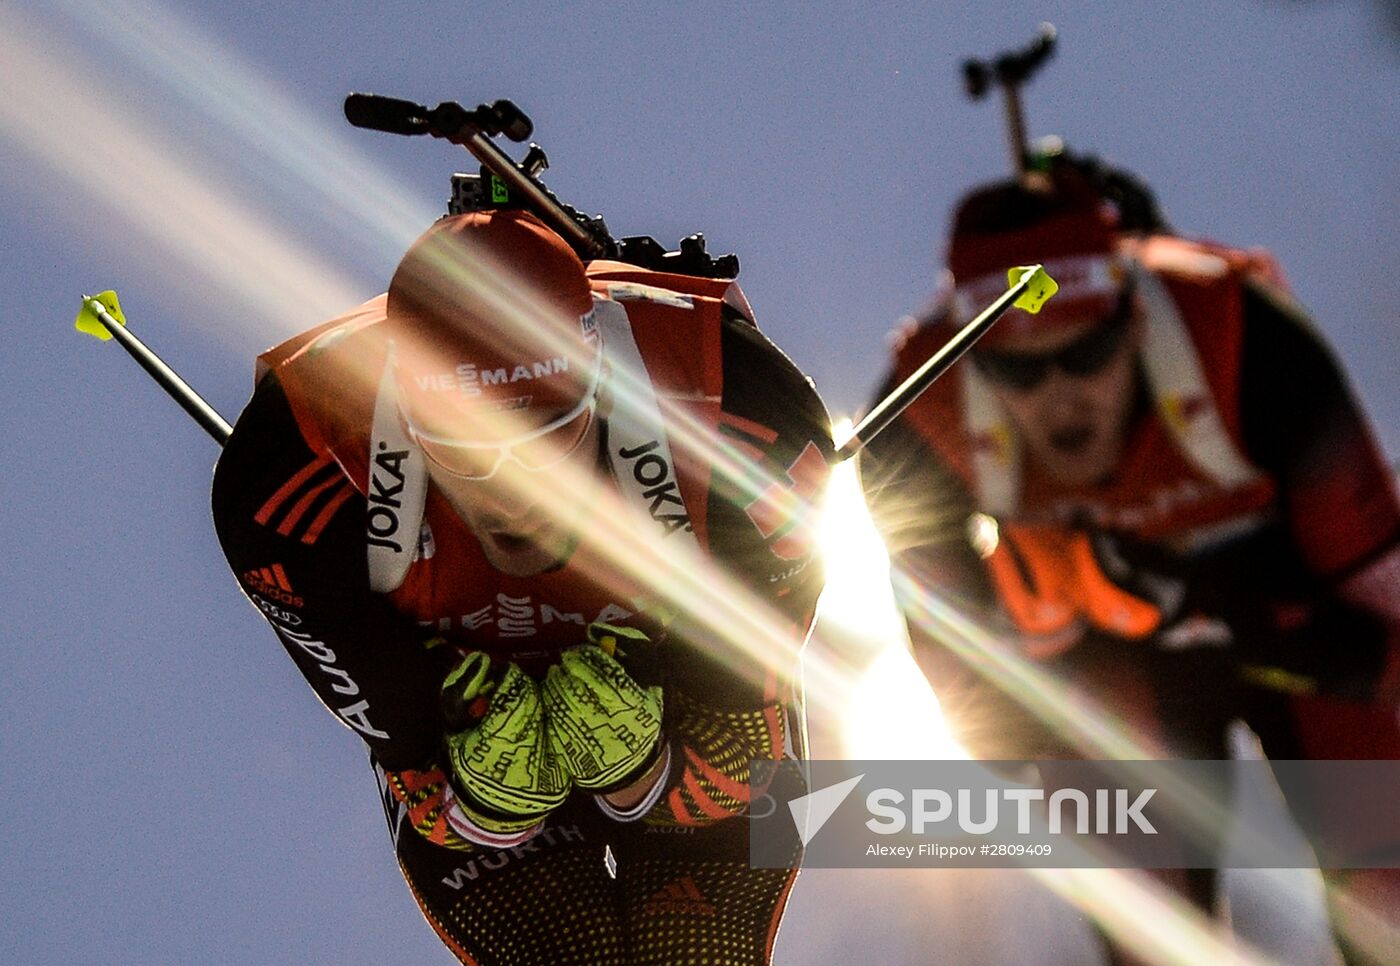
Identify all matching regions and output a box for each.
[242,563,304,607]
[641,875,716,917]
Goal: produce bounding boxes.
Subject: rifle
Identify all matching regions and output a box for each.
[76,93,1058,454]
[343,93,739,278]
[963,24,1171,235]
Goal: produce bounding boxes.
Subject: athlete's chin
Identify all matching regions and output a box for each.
[1034,432,1121,487]
[482,531,572,577]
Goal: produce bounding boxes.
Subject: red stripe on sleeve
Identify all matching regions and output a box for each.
[276,473,347,537]
[301,482,357,545]
[667,787,702,827]
[684,746,752,803]
[254,456,331,525]
[682,767,737,820]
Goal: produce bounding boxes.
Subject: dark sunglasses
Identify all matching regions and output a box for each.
[971,296,1135,391]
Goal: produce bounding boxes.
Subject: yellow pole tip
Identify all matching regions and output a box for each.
[1008,266,1059,314]
[74,289,127,341]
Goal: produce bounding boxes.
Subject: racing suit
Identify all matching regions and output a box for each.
[213,262,833,966]
[859,235,1400,948]
[861,235,1399,758]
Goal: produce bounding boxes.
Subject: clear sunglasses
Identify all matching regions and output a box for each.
[970,286,1136,391]
[403,349,603,481]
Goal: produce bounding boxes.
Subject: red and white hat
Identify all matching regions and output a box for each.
[946,169,1129,345]
[385,209,600,442]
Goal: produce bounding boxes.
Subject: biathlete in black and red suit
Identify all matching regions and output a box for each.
[859,166,1400,962]
[213,209,833,965]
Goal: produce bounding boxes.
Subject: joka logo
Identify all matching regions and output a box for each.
[641,876,716,917]
[366,444,410,553]
[242,563,303,608]
[616,440,691,537]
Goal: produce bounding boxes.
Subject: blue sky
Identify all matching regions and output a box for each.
[2,2,1396,963]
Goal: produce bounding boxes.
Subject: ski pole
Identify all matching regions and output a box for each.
[836,265,1057,462]
[75,290,232,446]
[962,23,1057,181]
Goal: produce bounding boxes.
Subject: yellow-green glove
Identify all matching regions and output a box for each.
[542,624,664,793]
[441,653,568,834]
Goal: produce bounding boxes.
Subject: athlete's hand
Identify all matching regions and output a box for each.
[972,515,1198,659]
[542,624,665,793]
[440,653,568,835]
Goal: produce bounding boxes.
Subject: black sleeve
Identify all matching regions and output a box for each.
[1180,282,1398,699]
[1236,280,1400,581]
[711,308,836,588]
[672,309,835,706]
[1239,280,1374,483]
[635,311,834,825]
[211,375,450,771]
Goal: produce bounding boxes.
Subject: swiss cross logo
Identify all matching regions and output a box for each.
[744,441,828,561]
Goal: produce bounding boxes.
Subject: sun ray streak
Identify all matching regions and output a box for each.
[0,13,369,347]
[3,5,1352,961]
[882,572,1311,962]
[366,234,859,716]
[43,0,438,262]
